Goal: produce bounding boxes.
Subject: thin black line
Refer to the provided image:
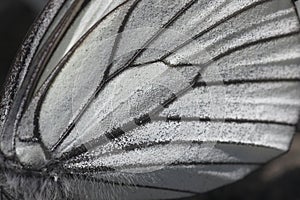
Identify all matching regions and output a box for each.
[51,0,143,152]
[169,161,262,166]
[106,162,261,172]
[56,30,299,163]
[21,0,132,157]
[205,9,295,56]
[131,60,193,68]
[131,60,162,67]
[55,3,299,161]
[154,116,296,127]
[194,78,300,87]
[0,0,90,163]
[59,144,88,162]
[103,0,198,84]
[161,60,195,68]
[292,0,300,21]
[211,141,282,151]
[57,75,200,161]
[159,0,271,61]
[30,0,91,100]
[71,139,282,161]
[56,2,290,161]
[0,0,71,162]
[31,0,89,161]
[58,68,203,161]
[105,128,126,140]
[133,46,300,68]
[67,165,116,173]
[51,0,199,153]
[36,0,73,50]
[121,140,282,153]
[168,30,300,67]
[222,118,295,126]
[81,0,91,8]
[123,141,171,151]
[213,31,300,62]
[102,0,142,82]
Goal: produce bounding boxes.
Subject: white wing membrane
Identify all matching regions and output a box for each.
[201,35,300,82]
[108,0,190,75]
[160,82,300,123]
[92,122,294,152]
[135,0,275,64]
[13,0,300,198]
[19,0,137,147]
[36,0,129,90]
[57,62,170,152]
[167,6,299,65]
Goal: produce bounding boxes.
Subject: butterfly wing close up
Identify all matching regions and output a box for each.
[1,0,300,199]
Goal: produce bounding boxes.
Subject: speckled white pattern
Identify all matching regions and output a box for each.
[10,0,300,198]
[37,0,128,91]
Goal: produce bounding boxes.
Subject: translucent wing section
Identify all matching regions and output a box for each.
[36,0,129,91]
[0,0,66,157]
[13,0,300,199]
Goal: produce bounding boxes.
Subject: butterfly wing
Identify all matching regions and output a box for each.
[0,0,126,158]
[1,0,300,199]
[0,0,68,157]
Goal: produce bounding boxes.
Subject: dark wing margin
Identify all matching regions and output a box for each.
[0,0,68,158]
[0,0,93,159]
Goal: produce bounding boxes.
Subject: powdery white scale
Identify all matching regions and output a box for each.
[0,0,300,199]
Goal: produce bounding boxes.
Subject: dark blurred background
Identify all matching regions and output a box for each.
[0,0,47,86]
[0,1,300,200]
